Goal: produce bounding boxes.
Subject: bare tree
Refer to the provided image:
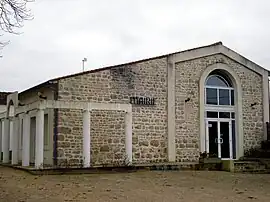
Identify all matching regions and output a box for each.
[0,0,33,49]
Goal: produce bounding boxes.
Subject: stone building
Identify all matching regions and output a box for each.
[0,42,269,169]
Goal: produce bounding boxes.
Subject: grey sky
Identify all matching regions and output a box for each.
[0,0,270,92]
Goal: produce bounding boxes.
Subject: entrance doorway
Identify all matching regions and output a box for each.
[204,70,237,160]
[206,119,233,159]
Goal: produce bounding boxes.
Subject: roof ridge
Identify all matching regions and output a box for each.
[19,41,223,94]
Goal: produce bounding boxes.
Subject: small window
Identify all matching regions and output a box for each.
[44,114,49,146]
[205,73,234,106]
[232,120,236,159]
[206,75,231,87]
[207,111,218,118]
[206,88,218,105]
[219,89,230,105]
[231,90,235,105]
[219,112,230,118]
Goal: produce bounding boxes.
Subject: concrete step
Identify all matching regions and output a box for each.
[234,161,267,173]
[260,159,270,169]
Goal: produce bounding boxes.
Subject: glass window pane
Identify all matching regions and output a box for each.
[44,114,49,146]
[207,111,218,118]
[206,88,217,105]
[232,120,236,159]
[219,112,230,118]
[206,75,228,87]
[220,122,230,158]
[231,112,235,119]
[219,89,230,105]
[208,121,218,157]
[231,90,235,105]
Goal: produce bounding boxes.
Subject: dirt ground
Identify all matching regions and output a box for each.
[0,166,270,202]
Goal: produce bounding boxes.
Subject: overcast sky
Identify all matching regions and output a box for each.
[0,0,270,92]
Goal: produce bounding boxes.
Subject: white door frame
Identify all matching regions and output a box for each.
[206,118,233,159]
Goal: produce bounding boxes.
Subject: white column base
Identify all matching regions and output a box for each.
[83,110,91,168]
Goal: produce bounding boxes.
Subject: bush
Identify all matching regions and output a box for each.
[244,147,270,158]
[261,140,270,151]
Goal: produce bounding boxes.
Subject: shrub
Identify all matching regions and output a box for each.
[261,140,270,151]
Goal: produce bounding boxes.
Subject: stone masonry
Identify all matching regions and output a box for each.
[57,58,168,166]
[175,54,263,162]
[56,53,264,166]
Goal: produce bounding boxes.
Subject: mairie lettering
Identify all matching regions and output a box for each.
[129,96,155,105]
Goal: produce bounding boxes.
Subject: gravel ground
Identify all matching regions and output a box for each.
[0,166,270,202]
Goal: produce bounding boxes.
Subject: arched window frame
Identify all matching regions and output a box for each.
[204,74,235,106]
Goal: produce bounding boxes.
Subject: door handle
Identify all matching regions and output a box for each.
[215,138,218,143]
[220,138,223,144]
[215,138,223,144]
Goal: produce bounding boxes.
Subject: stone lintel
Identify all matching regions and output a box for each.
[13,100,132,116]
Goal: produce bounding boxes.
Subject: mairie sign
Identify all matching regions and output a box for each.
[129,96,155,105]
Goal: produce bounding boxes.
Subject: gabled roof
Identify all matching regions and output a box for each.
[19,41,269,95]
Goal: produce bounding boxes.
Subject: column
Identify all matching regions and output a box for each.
[263,71,269,140]
[83,110,90,167]
[125,112,132,164]
[18,115,23,162]
[35,109,44,169]
[2,118,10,163]
[9,120,13,159]
[22,113,30,167]
[0,120,2,162]
[11,116,19,165]
[167,57,176,162]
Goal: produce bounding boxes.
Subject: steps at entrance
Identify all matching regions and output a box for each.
[259,159,270,169]
[234,160,269,173]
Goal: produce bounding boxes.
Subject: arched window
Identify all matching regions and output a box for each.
[205,73,234,106]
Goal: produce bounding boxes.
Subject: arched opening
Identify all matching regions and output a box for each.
[5,99,14,162]
[199,63,243,160]
[204,70,236,159]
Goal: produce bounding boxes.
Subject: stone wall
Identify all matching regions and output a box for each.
[175,54,263,162]
[57,53,264,166]
[57,58,168,166]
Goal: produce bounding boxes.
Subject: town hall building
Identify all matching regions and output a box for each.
[0,42,269,169]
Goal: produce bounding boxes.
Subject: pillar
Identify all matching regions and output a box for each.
[11,116,19,165]
[0,120,2,162]
[2,118,10,163]
[22,113,30,167]
[18,114,23,162]
[263,71,269,140]
[82,110,90,167]
[35,109,44,169]
[9,120,13,157]
[167,57,176,162]
[125,112,132,164]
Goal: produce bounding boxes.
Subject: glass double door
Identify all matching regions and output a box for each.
[206,119,232,159]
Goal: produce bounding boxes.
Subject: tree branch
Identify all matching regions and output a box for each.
[0,0,33,54]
